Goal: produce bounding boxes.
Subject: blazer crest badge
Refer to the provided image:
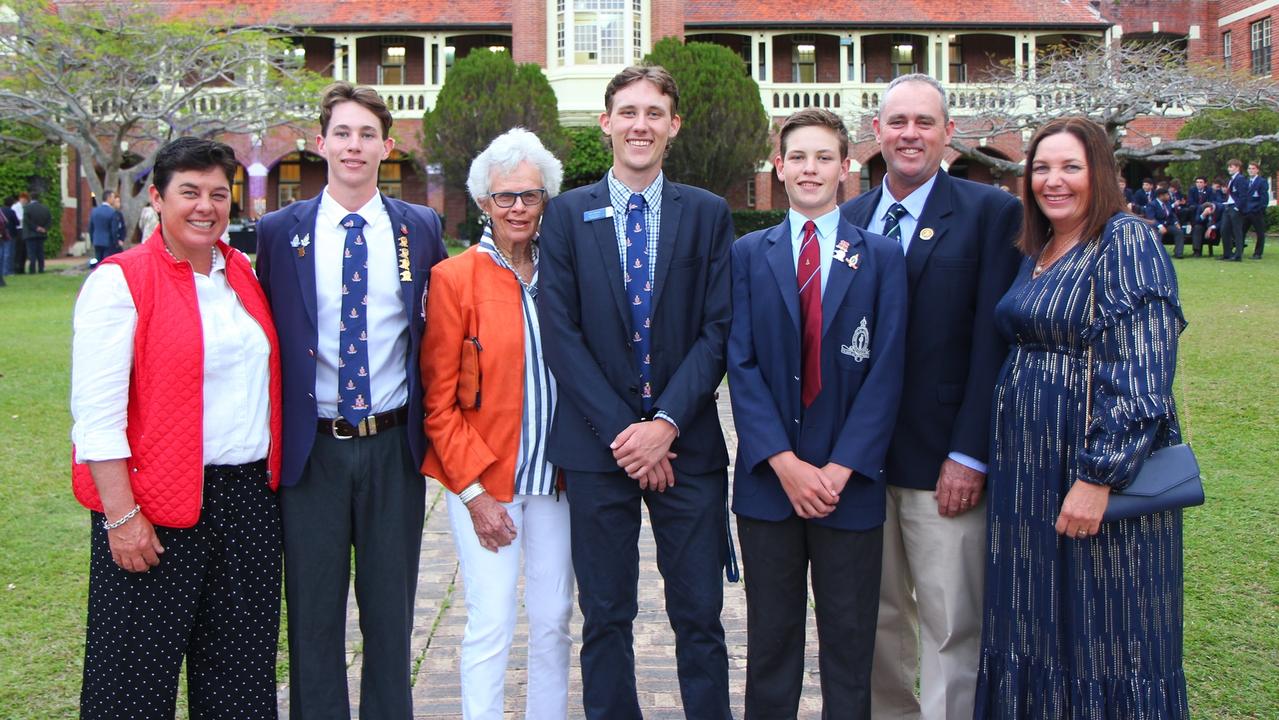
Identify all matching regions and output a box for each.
[841,317,871,362]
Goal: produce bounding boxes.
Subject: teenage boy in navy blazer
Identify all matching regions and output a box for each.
[1188,176,1215,257]
[839,74,1021,720]
[1146,187,1187,258]
[1243,161,1269,259]
[537,65,734,720]
[257,82,446,718]
[729,108,906,719]
[1221,158,1248,261]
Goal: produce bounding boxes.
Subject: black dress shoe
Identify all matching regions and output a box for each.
[1252,255,1263,260]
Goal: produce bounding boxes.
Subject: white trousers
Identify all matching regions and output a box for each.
[447,492,575,720]
[871,485,986,720]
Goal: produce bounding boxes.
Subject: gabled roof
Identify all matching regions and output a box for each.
[685,0,1109,29]
[56,1,510,29]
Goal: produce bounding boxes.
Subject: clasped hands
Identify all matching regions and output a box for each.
[611,419,678,492]
[768,451,852,519]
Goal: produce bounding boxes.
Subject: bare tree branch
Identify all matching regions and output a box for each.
[0,0,326,232]
[945,39,1279,175]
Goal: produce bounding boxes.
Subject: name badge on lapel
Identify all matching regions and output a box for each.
[583,207,614,222]
[840,317,871,362]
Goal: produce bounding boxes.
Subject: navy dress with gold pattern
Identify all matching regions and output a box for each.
[974,214,1189,719]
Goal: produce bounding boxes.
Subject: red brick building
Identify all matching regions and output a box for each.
[53,0,1278,246]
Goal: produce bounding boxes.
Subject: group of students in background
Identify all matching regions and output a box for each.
[1121,158,1270,260]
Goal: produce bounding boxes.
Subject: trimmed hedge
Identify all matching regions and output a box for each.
[731,209,787,237]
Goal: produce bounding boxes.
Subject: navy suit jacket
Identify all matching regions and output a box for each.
[89,204,124,248]
[840,171,1021,490]
[256,193,446,487]
[1227,173,1249,211]
[1146,199,1176,227]
[1245,175,1270,215]
[537,176,732,474]
[1188,186,1214,223]
[728,217,907,530]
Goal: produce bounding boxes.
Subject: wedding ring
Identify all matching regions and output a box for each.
[1076,529,1088,538]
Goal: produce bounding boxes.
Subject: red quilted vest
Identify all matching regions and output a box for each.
[71,233,283,528]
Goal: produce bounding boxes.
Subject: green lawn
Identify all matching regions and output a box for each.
[1,253,1275,717]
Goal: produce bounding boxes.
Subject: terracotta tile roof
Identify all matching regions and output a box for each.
[57,1,509,28]
[684,1,1109,28]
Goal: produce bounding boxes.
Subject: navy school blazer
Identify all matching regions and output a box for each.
[728,217,907,531]
[256,192,447,488]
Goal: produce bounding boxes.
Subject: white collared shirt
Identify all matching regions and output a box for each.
[314,188,409,418]
[869,173,939,255]
[71,249,271,465]
[787,207,841,295]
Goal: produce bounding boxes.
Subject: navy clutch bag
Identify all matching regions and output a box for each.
[1103,443,1204,521]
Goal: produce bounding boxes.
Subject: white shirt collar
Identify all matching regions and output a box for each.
[318,187,385,229]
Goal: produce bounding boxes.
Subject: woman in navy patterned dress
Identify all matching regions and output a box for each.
[974,117,1189,718]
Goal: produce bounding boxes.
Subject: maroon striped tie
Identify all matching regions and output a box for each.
[798,220,822,407]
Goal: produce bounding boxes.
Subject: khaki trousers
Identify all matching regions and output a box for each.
[871,485,986,720]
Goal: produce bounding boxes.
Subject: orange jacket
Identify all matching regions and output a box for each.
[420,247,533,502]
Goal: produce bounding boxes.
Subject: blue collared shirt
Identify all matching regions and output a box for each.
[787,207,841,295]
[869,172,938,255]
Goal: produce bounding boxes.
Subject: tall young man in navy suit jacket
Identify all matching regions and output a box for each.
[1244,161,1269,259]
[256,83,446,718]
[1221,158,1248,261]
[538,66,734,720]
[839,74,1021,720]
[729,108,907,718]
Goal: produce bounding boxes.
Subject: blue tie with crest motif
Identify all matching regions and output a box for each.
[624,193,653,412]
[338,213,371,425]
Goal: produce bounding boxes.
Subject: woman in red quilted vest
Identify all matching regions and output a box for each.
[69,137,284,718]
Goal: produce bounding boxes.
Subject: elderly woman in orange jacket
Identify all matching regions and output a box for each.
[421,128,570,720]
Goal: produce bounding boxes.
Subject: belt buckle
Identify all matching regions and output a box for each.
[331,420,355,440]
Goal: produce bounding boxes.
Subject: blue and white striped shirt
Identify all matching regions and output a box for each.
[477,227,558,496]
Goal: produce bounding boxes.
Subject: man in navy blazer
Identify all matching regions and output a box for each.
[1187,176,1216,257]
[88,190,125,265]
[538,66,734,720]
[257,83,446,719]
[729,108,906,718]
[1243,161,1269,259]
[839,74,1021,720]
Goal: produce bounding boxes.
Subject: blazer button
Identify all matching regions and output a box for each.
[793,418,800,424]
[308,348,316,357]
[307,392,315,399]
[793,375,800,382]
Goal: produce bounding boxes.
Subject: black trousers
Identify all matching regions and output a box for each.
[1221,207,1245,259]
[1243,211,1267,257]
[566,467,731,720]
[282,429,424,720]
[80,461,282,720]
[25,237,44,273]
[737,514,883,720]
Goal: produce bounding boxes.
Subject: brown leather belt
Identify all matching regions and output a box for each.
[317,406,409,439]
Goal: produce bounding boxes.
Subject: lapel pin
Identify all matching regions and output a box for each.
[846,252,860,270]
[833,239,850,262]
[400,223,409,235]
[919,227,935,241]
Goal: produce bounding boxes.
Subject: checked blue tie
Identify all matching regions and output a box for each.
[882,202,909,252]
[624,193,654,412]
[338,213,372,426]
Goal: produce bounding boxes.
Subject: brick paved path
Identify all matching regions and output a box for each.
[281,385,828,717]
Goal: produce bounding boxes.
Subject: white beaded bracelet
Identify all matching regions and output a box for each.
[457,483,486,505]
[102,504,141,531]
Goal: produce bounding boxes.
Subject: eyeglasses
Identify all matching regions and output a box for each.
[488,189,548,208]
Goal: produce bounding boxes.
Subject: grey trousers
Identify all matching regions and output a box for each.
[282,429,425,719]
